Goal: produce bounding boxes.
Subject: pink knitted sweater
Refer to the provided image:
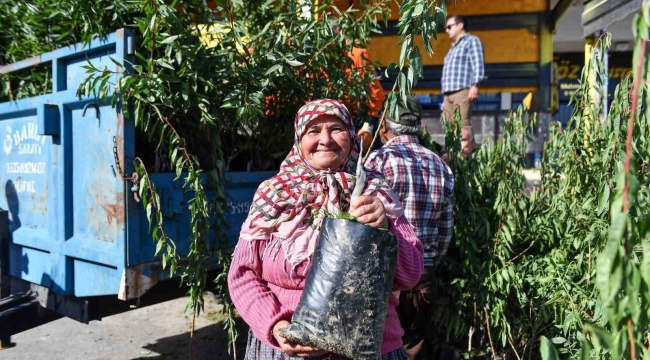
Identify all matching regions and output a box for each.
[227,215,423,356]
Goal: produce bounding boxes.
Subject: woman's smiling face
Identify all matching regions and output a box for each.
[299,115,352,170]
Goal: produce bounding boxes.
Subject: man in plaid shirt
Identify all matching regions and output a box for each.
[442,14,485,157]
[365,96,454,360]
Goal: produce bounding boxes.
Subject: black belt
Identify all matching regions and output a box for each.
[443,88,468,96]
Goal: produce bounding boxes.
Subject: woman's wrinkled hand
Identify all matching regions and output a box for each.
[349,195,388,229]
[272,320,329,358]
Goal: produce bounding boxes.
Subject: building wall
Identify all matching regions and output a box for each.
[336,0,551,149]
[339,0,550,97]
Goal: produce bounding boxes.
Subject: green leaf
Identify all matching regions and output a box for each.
[160,35,179,44]
[573,237,581,250]
[397,71,408,105]
[412,3,424,16]
[146,202,153,222]
[598,184,610,214]
[540,336,560,360]
[385,92,397,123]
[175,49,182,65]
[609,210,627,244]
[155,58,175,70]
[584,324,617,358]
[384,63,398,78]
[551,337,567,344]
[109,56,123,68]
[503,225,512,244]
[562,313,573,335]
[399,35,411,68]
[265,64,282,75]
[643,0,650,25]
[286,59,303,66]
[149,14,157,31]
[155,238,164,256]
[580,336,592,360]
[501,268,510,282]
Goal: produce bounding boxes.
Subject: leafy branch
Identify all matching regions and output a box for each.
[71,0,412,355]
[364,0,447,162]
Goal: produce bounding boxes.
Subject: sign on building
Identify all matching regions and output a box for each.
[554,52,632,102]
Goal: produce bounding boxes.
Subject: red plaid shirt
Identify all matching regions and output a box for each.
[365,135,454,267]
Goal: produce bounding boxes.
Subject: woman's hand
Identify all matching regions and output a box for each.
[272,320,329,358]
[349,195,389,229]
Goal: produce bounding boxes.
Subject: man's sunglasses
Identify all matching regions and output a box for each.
[446,23,457,30]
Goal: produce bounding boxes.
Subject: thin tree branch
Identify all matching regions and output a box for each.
[622,33,646,360]
[508,336,522,360]
[484,307,497,360]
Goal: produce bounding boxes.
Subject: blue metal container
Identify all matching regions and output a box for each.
[0,29,272,318]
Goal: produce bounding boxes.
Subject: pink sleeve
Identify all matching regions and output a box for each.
[389,215,424,290]
[227,240,293,349]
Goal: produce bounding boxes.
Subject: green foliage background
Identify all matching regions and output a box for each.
[422,10,650,360]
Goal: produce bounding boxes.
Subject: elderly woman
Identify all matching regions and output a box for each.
[228,99,423,360]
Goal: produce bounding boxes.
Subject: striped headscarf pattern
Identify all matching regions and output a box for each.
[238,99,403,271]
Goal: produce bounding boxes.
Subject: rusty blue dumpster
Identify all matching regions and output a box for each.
[0,29,272,322]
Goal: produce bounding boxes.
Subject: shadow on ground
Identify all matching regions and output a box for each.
[132,318,249,360]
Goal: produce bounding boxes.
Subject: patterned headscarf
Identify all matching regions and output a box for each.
[238,99,404,272]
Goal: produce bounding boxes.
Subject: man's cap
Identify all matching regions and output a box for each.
[386,96,423,126]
